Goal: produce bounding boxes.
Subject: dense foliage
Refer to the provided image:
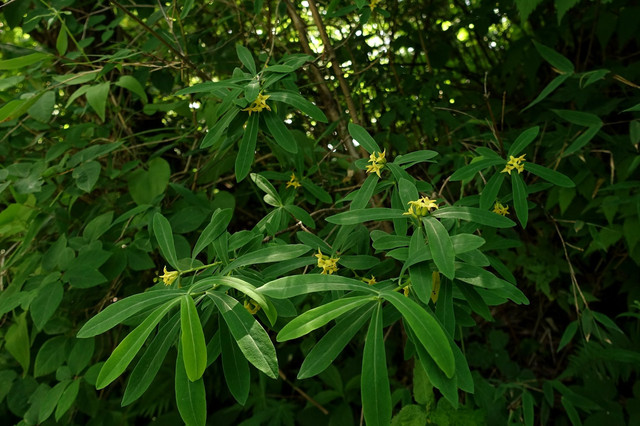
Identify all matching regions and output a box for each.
[1,0,639,425]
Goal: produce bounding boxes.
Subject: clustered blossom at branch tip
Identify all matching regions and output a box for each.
[501,154,526,175]
[362,276,377,285]
[365,149,387,177]
[244,299,261,315]
[492,201,510,216]
[243,92,271,115]
[315,249,339,275]
[403,196,439,219]
[159,267,178,286]
[286,172,301,189]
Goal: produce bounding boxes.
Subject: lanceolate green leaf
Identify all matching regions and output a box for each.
[423,216,455,280]
[153,213,179,270]
[180,296,208,382]
[277,295,376,341]
[431,206,516,228]
[96,298,179,389]
[382,291,455,378]
[220,321,250,405]
[325,208,406,225]
[175,346,207,426]
[532,40,574,74]
[362,303,391,426]
[206,291,278,379]
[523,73,571,111]
[511,172,529,228]
[192,208,233,257]
[77,290,183,338]
[264,110,298,153]
[196,276,277,325]
[235,112,259,182]
[201,108,239,149]
[524,163,575,187]
[236,44,256,74]
[449,158,505,181]
[298,303,376,379]
[351,173,378,210]
[122,313,181,406]
[508,126,540,157]
[257,274,380,298]
[348,122,381,154]
[268,91,328,122]
[222,244,310,274]
[479,172,505,210]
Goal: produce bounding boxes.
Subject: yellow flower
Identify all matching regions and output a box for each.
[286,172,301,189]
[492,202,510,216]
[366,149,386,178]
[243,92,271,115]
[159,267,178,286]
[314,249,339,275]
[244,299,261,315]
[403,196,439,219]
[370,0,381,10]
[362,276,377,285]
[501,154,526,175]
[403,286,410,297]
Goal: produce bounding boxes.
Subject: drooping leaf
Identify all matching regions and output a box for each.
[206,292,278,379]
[180,296,208,382]
[175,345,207,426]
[382,291,455,378]
[422,216,455,280]
[235,112,259,182]
[96,299,179,389]
[362,303,392,426]
[277,295,375,341]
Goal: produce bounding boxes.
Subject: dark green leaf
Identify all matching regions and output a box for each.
[511,172,528,228]
[508,126,540,157]
[192,209,233,257]
[423,216,455,280]
[325,208,406,225]
[532,40,574,73]
[362,303,391,426]
[258,274,379,298]
[220,321,250,405]
[524,163,574,187]
[180,296,208,382]
[153,213,179,270]
[431,206,516,228]
[268,91,328,122]
[122,313,180,406]
[175,345,207,426]
[298,304,375,379]
[236,44,257,74]
[206,292,278,379]
[277,295,375,341]
[235,113,259,182]
[96,299,179,389]
[449,158,505,181]
[382,291,455,378]
[348,122,381,154]
[264,110,298,153]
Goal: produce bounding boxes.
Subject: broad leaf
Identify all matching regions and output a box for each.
[180,296,208,382]
[258,274,380,298]
[348,122,381,154]
[423,216,455,280]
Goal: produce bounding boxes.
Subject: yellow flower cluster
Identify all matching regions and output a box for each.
[159,267,178,286]
[244,299,261,315]
[369,0,381,10]
[501,154,526,175]
[492,202,510,216]
[286,172,301,189]
[403,196,439,219]
[365,150,386,178]
[315,249,339,275]
[243,92,271,115]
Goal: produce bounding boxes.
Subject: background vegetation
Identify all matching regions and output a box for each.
[1,0,639,425]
